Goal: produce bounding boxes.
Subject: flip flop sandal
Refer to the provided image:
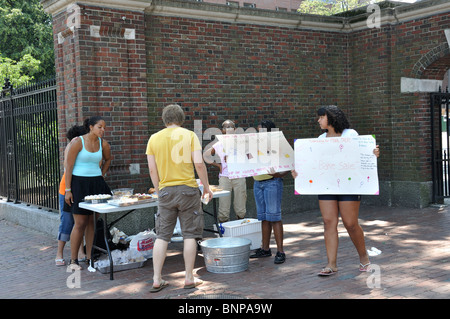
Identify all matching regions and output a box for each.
[359,262,371,272]
[55,258,65,266]
[318,267,337,276]
[150,280,169,293]
[184,279,203,289]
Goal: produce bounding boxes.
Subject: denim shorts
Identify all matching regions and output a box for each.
[58,193,74,242]
[253,177,283,222]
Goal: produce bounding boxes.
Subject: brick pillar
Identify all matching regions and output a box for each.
[42,0,150,191]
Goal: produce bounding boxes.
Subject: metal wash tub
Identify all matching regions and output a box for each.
[200,237,251,274]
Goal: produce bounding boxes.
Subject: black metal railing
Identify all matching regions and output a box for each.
[431,88,450,203]
[0,78,59,211]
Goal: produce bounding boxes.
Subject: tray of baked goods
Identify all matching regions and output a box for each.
[210,185,223,192]
[84,194,112,204]
[107,193,158,207]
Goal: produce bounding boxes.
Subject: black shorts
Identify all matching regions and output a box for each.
[63,175,111,215]
[318,195,361,202]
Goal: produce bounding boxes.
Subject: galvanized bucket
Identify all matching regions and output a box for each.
[200,237,251,274]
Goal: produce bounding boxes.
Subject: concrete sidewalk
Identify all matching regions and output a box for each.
[0,204,449,300]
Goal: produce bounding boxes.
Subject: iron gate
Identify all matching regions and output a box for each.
[431,89,450,203]
[0,78,60,211]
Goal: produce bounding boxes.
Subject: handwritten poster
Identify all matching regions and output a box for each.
[294,135,379,195]
[217,131,294,179]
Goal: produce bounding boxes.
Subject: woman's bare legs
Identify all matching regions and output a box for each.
[339,201,370,267]
[319,200,370,272]
[319,200,339,271]
[70,214,89,263]
[84,214,95,263]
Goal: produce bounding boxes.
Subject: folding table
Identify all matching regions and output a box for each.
[79,190,230,280]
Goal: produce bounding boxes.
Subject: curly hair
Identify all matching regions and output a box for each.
[317,105,350,134]
[259,119,276,132]
[83,116,104,132]
[66,125,87,141]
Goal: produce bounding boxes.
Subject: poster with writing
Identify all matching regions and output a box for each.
[217,131,294,179]
[294,135,379,195]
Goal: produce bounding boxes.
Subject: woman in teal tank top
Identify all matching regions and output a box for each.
[64,116,112,270]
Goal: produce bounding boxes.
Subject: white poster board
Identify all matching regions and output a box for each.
[294,135,379,195]
[217,131,294,179]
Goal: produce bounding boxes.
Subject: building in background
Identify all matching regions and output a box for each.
[198,0,425,12]
[198,0,303,12]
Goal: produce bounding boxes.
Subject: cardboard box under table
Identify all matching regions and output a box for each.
[220,219,262,250]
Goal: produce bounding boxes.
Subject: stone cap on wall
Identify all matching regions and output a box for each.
[42,0,450,33]
[41,0,150,14]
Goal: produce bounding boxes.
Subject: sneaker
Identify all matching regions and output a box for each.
[274,251,286,264]
[250,248,272,258]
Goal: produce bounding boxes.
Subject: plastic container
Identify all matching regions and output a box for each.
[200,237,251,274]
[96,260,146,274]
[111,188,134,198]
[220,219,262,250]
[83,194,112,204]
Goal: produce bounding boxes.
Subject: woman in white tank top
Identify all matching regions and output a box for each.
[315,106,379,276]
[293,105,380,276]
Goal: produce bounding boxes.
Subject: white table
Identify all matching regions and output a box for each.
[79,200,158,280]
[79,190,230,280]
[200,190,230,237]
[79,200,158,214]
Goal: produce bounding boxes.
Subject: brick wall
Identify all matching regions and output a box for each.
[146,15,349,185]
[47,0,450,207]
[53,4,149,191]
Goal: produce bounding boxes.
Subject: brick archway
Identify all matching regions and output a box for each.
[401,30,449,93]
[412,42,450,81]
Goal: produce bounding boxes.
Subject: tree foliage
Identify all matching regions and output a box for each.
[0,0,54,86]
[0,54,41,87]
[298,0,382,16]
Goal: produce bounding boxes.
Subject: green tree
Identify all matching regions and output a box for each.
[0,54,41,87]
[298,0,335,15]
[0,0,54,85]
[298,0,382,16]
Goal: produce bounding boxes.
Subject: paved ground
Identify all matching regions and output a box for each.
[1,204,449,303]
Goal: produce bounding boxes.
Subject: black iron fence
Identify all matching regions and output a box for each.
[0,78,60,211]
[431,88,450,203]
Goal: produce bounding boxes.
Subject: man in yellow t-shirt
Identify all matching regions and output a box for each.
[146,104,213,293]
[147,126,202,189]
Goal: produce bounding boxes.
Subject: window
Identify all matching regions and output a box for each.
[227,1,239,7]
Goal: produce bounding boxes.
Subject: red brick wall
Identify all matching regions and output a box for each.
[52,3,450,204]
[53,5,148,191]
[146,15,349,185]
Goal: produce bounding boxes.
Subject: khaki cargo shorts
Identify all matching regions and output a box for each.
[155,185,204,242]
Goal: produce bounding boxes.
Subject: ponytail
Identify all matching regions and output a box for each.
[83,116,103,132]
